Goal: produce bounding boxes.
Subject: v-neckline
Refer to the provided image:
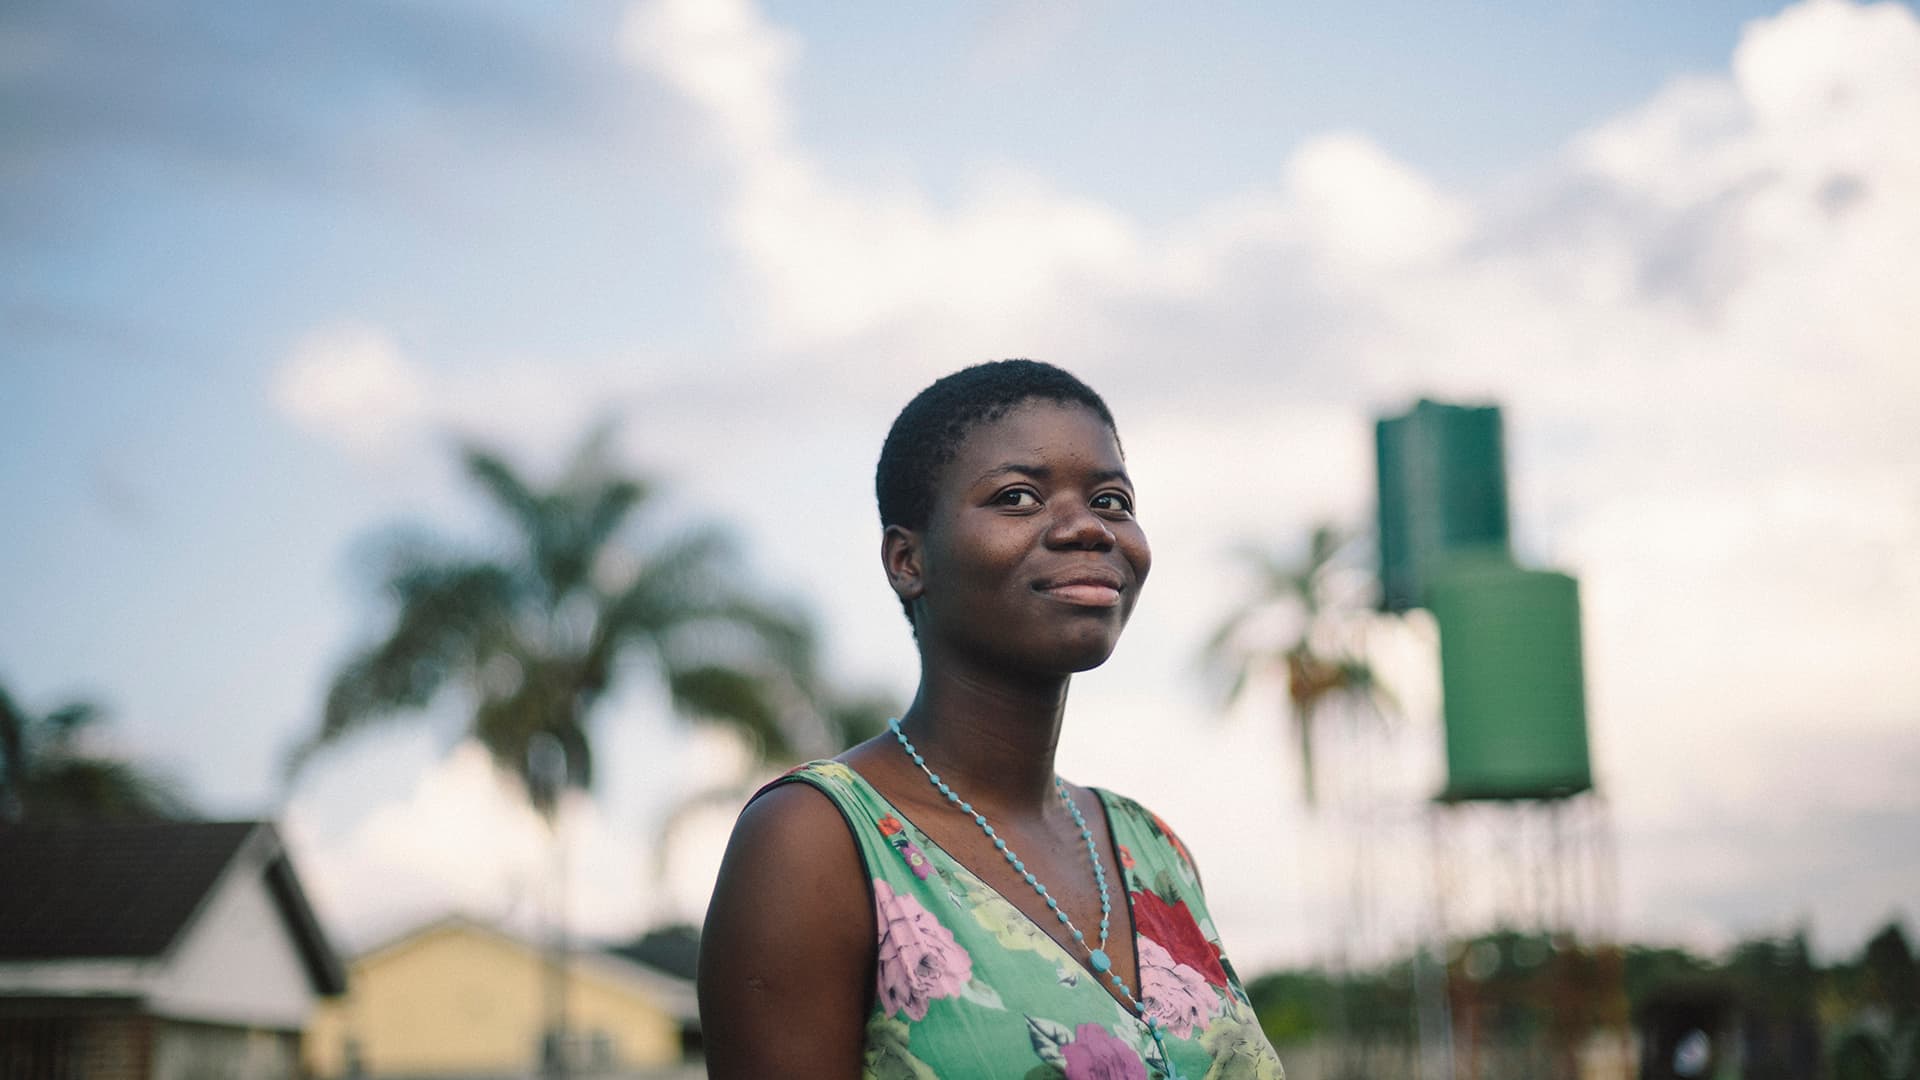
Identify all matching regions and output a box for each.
[841,763,1145,1018]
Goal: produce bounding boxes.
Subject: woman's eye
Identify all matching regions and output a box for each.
[995,488,1039,507]
[1093,491,1134,514]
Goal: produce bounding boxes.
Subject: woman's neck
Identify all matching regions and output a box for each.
[895,662,1071,822]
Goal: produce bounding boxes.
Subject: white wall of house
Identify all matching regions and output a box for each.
[152,1021,302,1080]
[149,859,316,1030]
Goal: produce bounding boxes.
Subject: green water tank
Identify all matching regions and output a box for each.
[1376,400,1511,612]
[1429,566,1592,801]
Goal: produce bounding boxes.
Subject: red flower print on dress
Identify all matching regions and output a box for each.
[1117,844,1136,870]
[873,879,972,1020]
[1132,889,1228,988]
[1062,1022,1148,1080]
[878,814,904,836]
[1136,937,1221,1039]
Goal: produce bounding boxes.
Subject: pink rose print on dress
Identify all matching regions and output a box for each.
[1062,1022,1148,1080]
[1137,936,1221,1039]
[873,879,973,1020]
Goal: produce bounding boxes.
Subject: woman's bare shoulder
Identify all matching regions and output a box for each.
[698,776,875,1078]
[729,778,866,880]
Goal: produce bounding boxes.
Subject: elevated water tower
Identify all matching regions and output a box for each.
[1374,399,1625,1080]
[1375,399,1595,804]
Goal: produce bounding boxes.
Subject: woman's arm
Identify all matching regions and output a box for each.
[698,781,875,1078]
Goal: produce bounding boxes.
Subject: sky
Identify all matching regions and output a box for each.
[4,0,1918,971]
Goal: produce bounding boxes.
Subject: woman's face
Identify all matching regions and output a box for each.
[891,399,1152,676]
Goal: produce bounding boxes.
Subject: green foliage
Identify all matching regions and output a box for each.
[287,424,869,818]
[610,922,702,981]
[1862,923,1920,1013]
[0,684,193,823]
[1245,965,1418,1046]
[1241,919,1920,1075]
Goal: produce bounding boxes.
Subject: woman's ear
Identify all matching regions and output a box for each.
[881,525,926,604]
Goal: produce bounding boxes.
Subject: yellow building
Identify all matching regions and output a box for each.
[306,916,693,1079]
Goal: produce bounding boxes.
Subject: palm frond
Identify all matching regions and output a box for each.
[665,664,789,761]
[697,599,818,684]
[558,420,623,490]
[821,690,898,752]
[1198,599,1261,664]
[468,442,600,599]
[23,757,194,822]
[619,528,739,609]
[464,446,545,549]
[580,478,648,562]
[44,702,102,735]
[285,560,521,783]
[0,686,26,806]
[528,475,648,601]
[0,684,188,823]
[470,655,594,801]
[583,527,799,687]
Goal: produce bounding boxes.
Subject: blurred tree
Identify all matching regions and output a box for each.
[0,683,193,823]
[1198,523,1395,807]
[1833,922,1920,1080]
[610,922,702,981]
[1864,923,1920,1015]
[1622,944,1718,1012]
[285,426,858,819]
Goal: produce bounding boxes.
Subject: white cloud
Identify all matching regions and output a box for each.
[285,0,1920,960]
[272,325,429,455]
[609,0,1920,960]
[620,0,1150,349]
[285,740,658,950]
[618,0,799,158]
[1282,132,1471,277]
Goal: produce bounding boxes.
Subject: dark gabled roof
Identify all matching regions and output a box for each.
[0,821,256,959]
[0,821,346,994]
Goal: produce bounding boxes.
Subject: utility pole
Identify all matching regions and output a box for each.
[528,733,570,1080]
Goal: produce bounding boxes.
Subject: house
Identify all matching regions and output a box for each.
[0,820,346,1080]
[305,915,695,1079]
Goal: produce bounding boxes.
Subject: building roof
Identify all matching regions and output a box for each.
[358,914,699,1023]
[0,820,345,994]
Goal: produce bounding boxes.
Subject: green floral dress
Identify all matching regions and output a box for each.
[767,761,1285,1080]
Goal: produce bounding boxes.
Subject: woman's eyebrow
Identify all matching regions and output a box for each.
[969,462,1047,486]
[968,463,1132,487]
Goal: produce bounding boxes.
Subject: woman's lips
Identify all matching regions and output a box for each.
[1044,583,1121,606]
[1038,580,1124,607]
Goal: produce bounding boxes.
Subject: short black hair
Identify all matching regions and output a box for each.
[876,360,1120,624]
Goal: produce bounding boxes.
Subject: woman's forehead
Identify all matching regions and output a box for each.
[943,400,1125,482]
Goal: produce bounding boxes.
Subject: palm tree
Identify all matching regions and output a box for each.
[285,424,859,1079]
[1198,522,1394,808]
[1201,524,1402,1077]
[284,425,851,818]
[0,683,193,823]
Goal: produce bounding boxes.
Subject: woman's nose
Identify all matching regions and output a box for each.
[1047,501,1116,549]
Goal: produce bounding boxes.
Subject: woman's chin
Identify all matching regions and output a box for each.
[1050,633,1125,675]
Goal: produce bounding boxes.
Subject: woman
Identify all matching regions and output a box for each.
[700,361,1283,1079]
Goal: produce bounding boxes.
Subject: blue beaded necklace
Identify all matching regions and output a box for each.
[888,718,1169,1062]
